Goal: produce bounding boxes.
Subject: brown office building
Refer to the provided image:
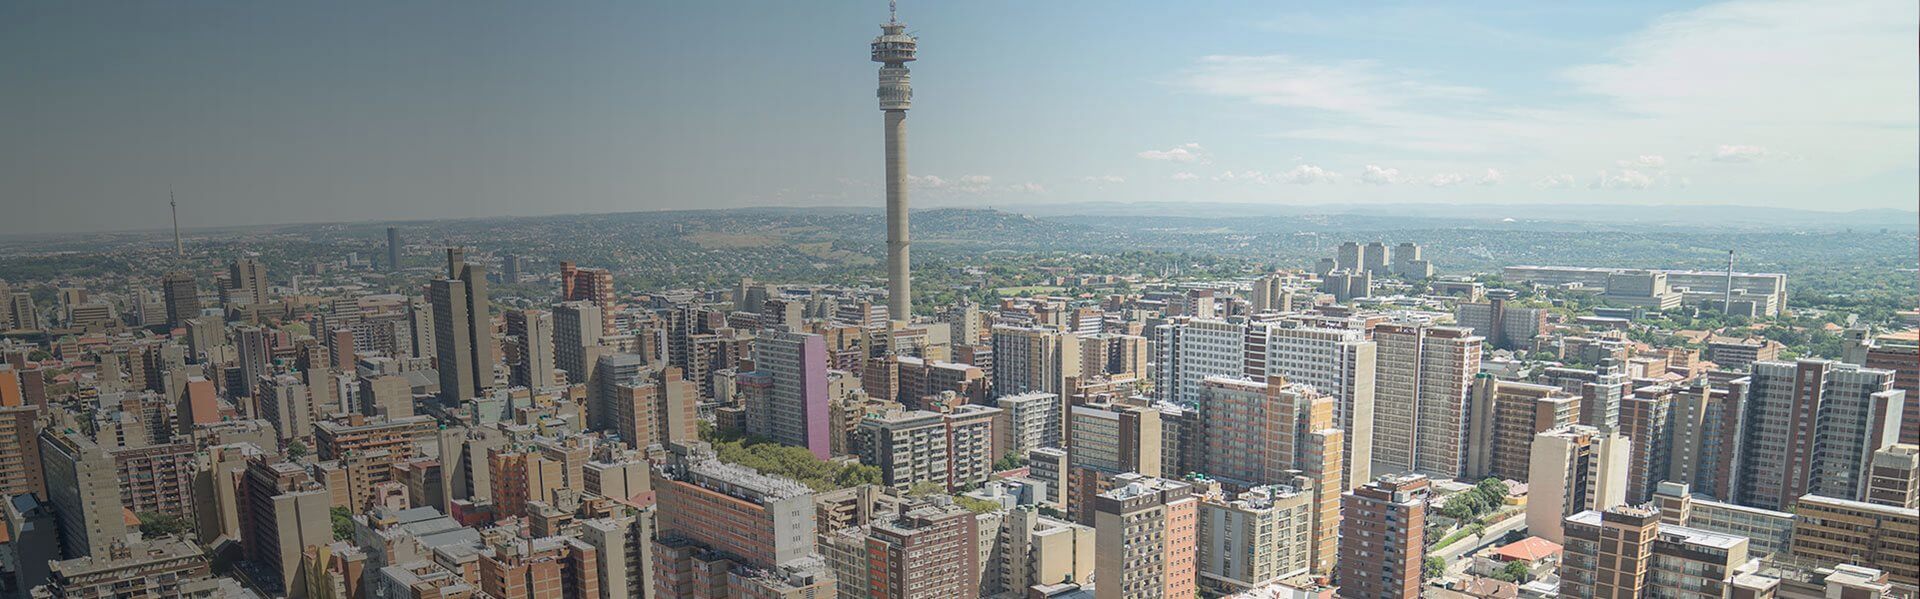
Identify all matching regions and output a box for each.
[1465,376,1579,481]
[1790,494,1918,588]
[1562,505,1759,599]
[862,499,979,599]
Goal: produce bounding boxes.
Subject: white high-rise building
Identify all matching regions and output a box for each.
[1152,318,1244,406]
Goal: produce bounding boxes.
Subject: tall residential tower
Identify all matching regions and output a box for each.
[872,3,917,318]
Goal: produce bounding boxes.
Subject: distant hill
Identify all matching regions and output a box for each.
[995,201,1918,232]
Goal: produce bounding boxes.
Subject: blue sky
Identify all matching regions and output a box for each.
[1,0,1914,234]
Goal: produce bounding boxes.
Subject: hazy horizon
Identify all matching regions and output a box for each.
[4,0,1915,235]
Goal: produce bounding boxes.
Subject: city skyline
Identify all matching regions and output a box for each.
[3,0,1915,235]
[0,3,1915,598]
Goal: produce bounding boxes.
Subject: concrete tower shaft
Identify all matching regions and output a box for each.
[873,9,917,318]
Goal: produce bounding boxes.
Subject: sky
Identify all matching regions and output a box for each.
[1,0,1915,235]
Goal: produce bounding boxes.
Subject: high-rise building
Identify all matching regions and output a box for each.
[1525,426,1630,543]
[1319,269,1371,302]
[863,498,979,599]
[651,444,815,572]
[577,513,654,599]
[1255,322,1376,488]
[746,331,830,459]
[1152,319,1241,406]
[1538,360,1630,435]
[1093,474,1197,599]
[225,258,269,308]
[1790,494,1919,588]
[872,6,917,318]
[1390,242,1432,278]
[1062,401,1169,524]
[553,300,605,385]
[0,399,46,500]
[1338,474,1430,599]
[1649,482,1798,558]
[1560,506,1759,598]
[505,308,554,389]
[982,506,1095,596]
[430,248,493,405]
[1847,331,1920,445]
[1619,384,1675,503]
[1731,359,1902,510]
[109,441,197,523]
[1248,274,1291,313]
[38,536,220,598]
[558,261,618,336]
[1703,336,1783,373]
[237,458,330,592]
[1371,324,1480,479]
[1196,481,1314,595]
[1465,376,1579,481]
[1360,241,1390,275]
[1335,242,1361,272]
[5,292,34,331]
[477,536,604,599]
[859,409,946,490]
[995,391,1061,457]
[1865,443,1919,509]
[385,226,401,272]
[161,271,200,326]
[1452,289,1544,351]
[38,429,130,559]
[993,325,1082,397]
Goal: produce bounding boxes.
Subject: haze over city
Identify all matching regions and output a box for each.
[3,0,1915,235]
[0,3,1915,599]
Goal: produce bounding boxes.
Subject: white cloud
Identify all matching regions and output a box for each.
[1170,0,1918,208]
[1181,55,1483,114]
[1080,175,1126,185]
[1359,164,1403,185]
[1479,168,1503,185]
[1713,144,1771,162]
[1138,143,1208,163]
[1535,174,1578,189]
[1427,173,1467,187]
[1278,165,1340,184]
[1592,169,1655,190]
[1617,155,1667,170]
[909,174,996,193]
[1171,172,1199,181]
[1006,182,1046,193]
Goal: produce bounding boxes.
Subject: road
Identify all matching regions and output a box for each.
[1433,511,1530,563]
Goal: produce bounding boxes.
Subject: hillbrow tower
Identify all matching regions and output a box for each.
[872,1,917,318]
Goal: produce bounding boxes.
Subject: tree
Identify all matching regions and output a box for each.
[1422,556,1446,580]
[906,481,945,497]
[286,440,308,460]
[954,495,1002,514]
[330,507,353,541]
[993,452,1023,472]
[137,512,191,538]
[1491,561,1533,583]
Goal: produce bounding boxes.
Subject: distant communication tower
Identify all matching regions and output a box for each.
[170,187,182,257]
[1725,249,1735,313]
[872,0,918,319]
